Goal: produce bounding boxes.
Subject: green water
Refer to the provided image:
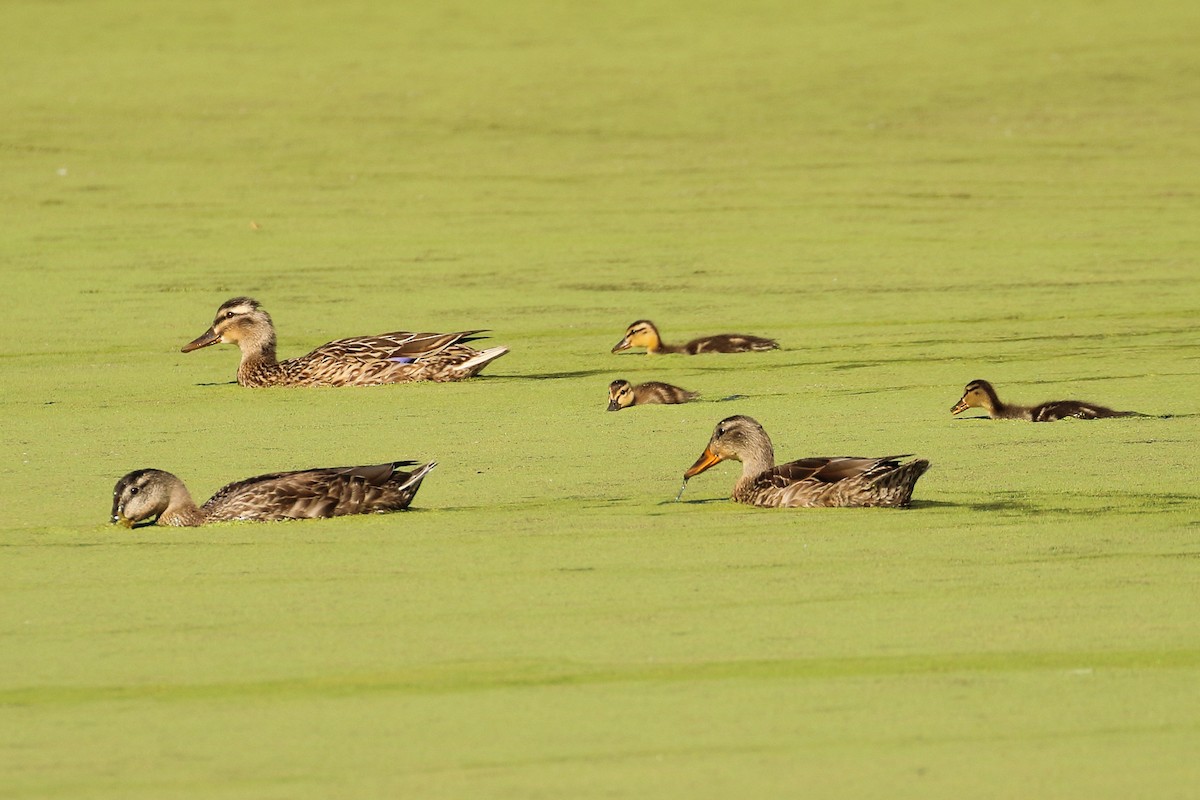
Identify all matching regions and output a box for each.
[2,0,1198,797]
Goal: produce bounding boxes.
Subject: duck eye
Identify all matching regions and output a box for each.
[129,486,139,496]
[225,311,235,319]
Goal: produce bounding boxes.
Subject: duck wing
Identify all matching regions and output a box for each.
[312,330,489,363]
[1032,400,1136,421]
[202,461,433,521]
[760,455,912,488]
[685,334,779,354]
[750,455,925,508]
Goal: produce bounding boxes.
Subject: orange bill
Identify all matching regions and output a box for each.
[181,327,221,353]
[950,396,969,415]
[684,446,723,478]
[611,336,631,353]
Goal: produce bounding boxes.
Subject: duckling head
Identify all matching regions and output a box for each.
[607,379,635,411]
[683,415,774,478]
[611,320,661,353]
[182,297,275,353]
[111,469,184,527]
[952,379,998,415]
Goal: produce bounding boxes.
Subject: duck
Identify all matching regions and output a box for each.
[607,379,699,411]
[679,415,929,508]
[951,379,1141,421]
[182,297,509,387]
[111,460,436,527]
[611,320,778,355]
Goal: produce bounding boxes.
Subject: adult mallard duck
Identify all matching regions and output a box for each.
[182,297,509,387]
[607,379,699,411]
[611,320,778,355]
[951,379,1141,421]
[679,415,929,508]
[111,461,436,527]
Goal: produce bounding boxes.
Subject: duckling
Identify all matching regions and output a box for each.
[951,379,1141,421]
[111,461,436,527]
[680,415,929,508]
[182,297,508,387]
[607,379,699,411]
[611,320,778,355]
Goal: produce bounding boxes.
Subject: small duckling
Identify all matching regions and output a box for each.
[607,379,699,411]
[111,461,435,527]
[951,379,1141,421]
[611,320,778,355]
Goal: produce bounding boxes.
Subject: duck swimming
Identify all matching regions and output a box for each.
[680,415,929,508]
[111,461,435,526]
[607,379,699,411]
[951,379,1141,421]
[182,297,508,387]
[611,320,778,355]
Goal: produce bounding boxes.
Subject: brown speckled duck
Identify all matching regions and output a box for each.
[680,415,929,508]
[611,320,778,355]
[182,297,508,387]
[111,461,435,527]
[607,379,699,411]
[951,379,1141,421]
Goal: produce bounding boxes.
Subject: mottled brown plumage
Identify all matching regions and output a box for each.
[607,379,699,411]
[182,297,508,387]
[111,461,435,527]
[951,379,1141,421]
[611,320,778,355]
[680,415,929,508]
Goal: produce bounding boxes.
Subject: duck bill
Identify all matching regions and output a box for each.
[684,446,723,478]
[950,397,969,415]
[606,399,621,411]
[111,513,134,529]
[181,327,221,353]
[611,336,631,353]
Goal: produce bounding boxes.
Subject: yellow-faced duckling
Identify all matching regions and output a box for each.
[111,461,435,527]
[607,379,699,411]
[679,415,929,508]
[182,297,508,387]
[611,320,778,355]
[951,379,1141,421]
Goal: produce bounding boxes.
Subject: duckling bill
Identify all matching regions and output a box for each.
[111,461,435,526]
[183,297,508,387]
[682,415,929,508]
[607,379,699,411]
[951,379,1141,421]
[612,320,778,355]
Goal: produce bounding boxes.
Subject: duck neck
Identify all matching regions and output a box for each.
[981,388,1031,420]
[734,440,775,494]
[236,328,280,384]
[158,484,206,527]
[976,384,1009,419]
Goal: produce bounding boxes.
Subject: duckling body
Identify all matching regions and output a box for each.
[951,379,1140,421]
[607,379,699,411]
[682,415,928,508]
[111,461,435,527]
[612,320,777,355]
[182,297,508,387]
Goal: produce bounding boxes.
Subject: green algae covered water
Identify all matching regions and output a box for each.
[2,0,1198,796]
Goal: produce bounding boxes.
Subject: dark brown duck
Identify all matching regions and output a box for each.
[951,379,1141,421]
[611,320,778,355]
